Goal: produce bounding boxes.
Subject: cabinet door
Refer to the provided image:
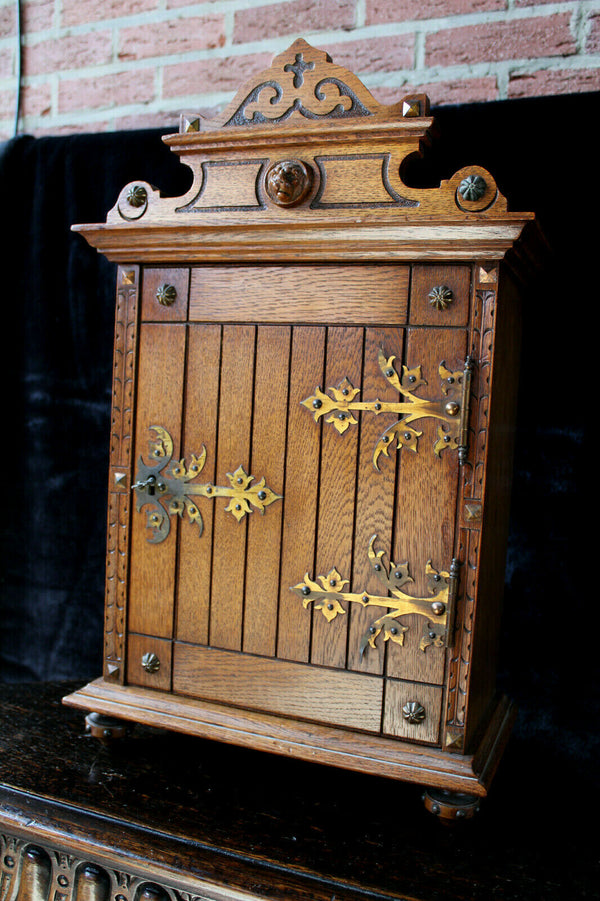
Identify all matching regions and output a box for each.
[127,264,471,743]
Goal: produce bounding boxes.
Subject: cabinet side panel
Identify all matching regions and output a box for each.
[243,326,291,657]
[128,321,186,638]
[462,266,522,749]
[277,327,326,663]
[175,324,222,645]
[386,327,466,684]
[104,266,140,682]
[311,326,364,669]
[209,325,256,650]
[347,326,406,675]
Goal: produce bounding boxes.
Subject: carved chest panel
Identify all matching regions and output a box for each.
[65,40,537,817]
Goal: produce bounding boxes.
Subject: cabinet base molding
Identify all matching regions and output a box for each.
[64,680,515,799]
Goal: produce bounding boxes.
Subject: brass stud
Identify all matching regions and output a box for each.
[181,115,201,133]
[431,601,445,616]
[402,99,420,118]
[428,285,454,311]
[402,701,426,724]
[141,652,160,674]
[458,174,487,202]
[156,284,177,306]
[445,401,460,416]
[126,184,147,208]
[465,502,482,521]
[479,265,497,284]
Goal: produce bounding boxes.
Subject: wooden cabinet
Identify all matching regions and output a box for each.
[64,40,540,819]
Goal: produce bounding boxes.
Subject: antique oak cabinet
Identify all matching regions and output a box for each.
[64,40,538,819]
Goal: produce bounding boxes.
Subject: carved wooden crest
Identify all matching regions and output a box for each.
[74,38,534,263]
[198,39,427,129]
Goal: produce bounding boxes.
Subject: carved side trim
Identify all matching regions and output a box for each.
[445,269,496,742]
[104,266,140,683]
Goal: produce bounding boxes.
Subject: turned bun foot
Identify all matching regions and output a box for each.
[85,712,129,743]
[423,788,481,822]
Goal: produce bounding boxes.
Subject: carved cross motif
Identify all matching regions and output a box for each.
[283,52,314,87]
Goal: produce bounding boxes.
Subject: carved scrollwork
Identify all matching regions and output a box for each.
[209,40,383,129]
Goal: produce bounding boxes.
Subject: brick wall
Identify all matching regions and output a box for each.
[1,0,599,140]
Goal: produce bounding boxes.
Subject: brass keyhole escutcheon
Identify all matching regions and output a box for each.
[265,159,313,207]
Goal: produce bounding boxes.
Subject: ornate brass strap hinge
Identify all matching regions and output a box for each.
[302,349,475,468]
[291,536,460,653]
[132,426,282,543]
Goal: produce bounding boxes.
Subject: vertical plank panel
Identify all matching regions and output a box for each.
[386,326,466,684]
[128,323,186,638]
[175,324,222,644]
[209,325,256,650]
[347,327,405,674]
[311,326,363,669]
[277,327,326,662]
[243,326,290,656]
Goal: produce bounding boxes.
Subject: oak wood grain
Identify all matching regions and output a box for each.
[173,644,384,732]
[209,325,256,650]
[310,326,363,669]
[128,323,186,638]
[127,632,173,692]
[409,264,470,327]
[189,265,409,324]
[276,327,326,663]
[175,323,222,645]
[243,326,290,657]
[383,680,443,744]
[140,266,190,322]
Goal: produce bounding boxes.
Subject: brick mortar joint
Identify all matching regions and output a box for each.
[14,3,597,46]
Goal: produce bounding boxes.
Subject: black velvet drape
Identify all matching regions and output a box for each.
[0,95,595,774]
